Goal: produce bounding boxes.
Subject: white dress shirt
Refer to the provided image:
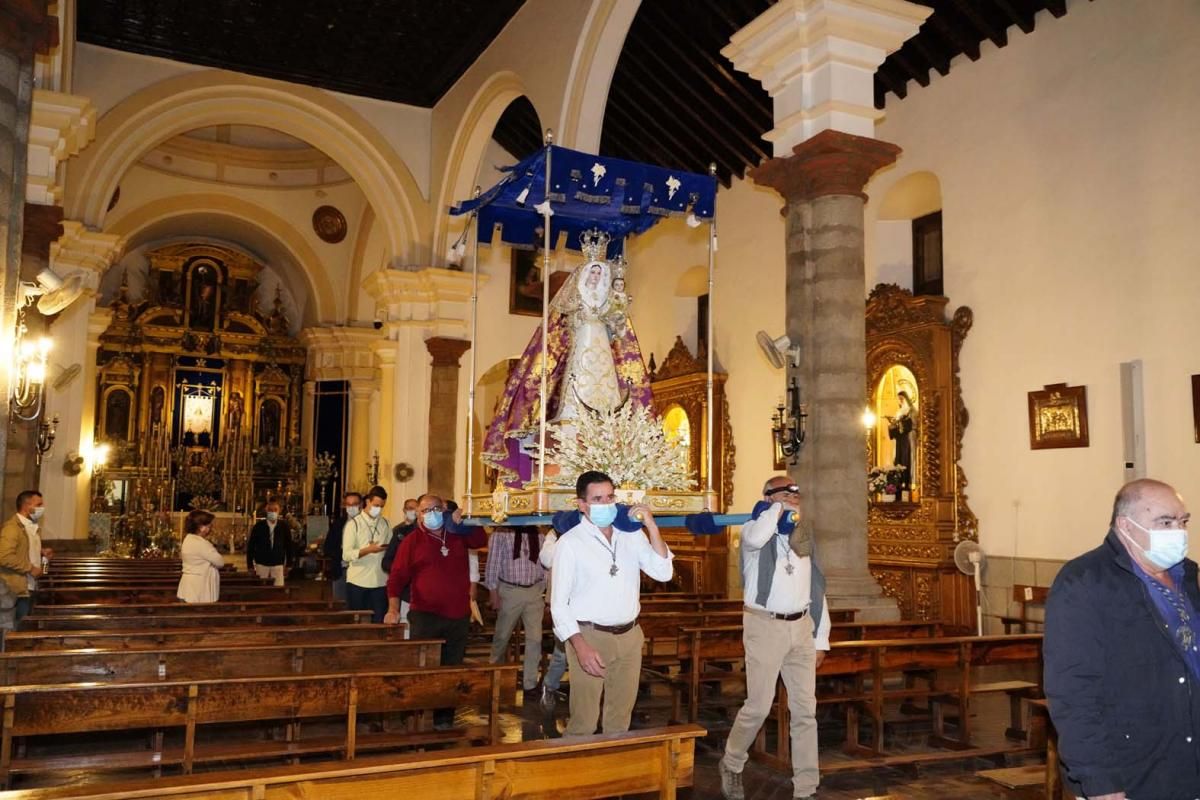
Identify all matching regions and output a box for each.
[342,514,392,589]
[550,517,673,641]
[18,515,40,591]
[740,502,831,650]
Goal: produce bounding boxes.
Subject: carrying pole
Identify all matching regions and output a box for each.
[537,131,554,490]
[464,188,481,500]
[705,163,717,508]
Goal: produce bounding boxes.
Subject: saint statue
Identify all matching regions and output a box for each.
[482,232,651,487]
[887,390,916,490]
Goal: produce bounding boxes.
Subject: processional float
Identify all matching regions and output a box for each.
[450,134,752,529]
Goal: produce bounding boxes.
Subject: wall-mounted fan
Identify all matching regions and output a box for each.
[954,539,987,636]
[756,330,800,369]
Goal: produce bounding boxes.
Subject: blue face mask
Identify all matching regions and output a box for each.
[423,510,444,530]
[589,503,618,528]
[1125,518,1189,570]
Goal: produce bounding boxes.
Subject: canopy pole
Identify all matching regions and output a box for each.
[537,131,554,490]
[465,188,481,501]
[706,163,717,509]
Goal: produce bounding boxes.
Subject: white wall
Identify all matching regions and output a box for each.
[866,0,1200,560]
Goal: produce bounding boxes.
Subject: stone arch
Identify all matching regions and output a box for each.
[556,0,640,153]
[105,193,334,325]
[66,70,430,266]
[877,171,942,220]
[431,71,531,267]
[869,170,944,290]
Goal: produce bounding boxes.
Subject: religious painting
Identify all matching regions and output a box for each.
[257,397,283,448]
[872,365,920,497]
[102,388,133,441]
[187,261,220,331]
[662,404,692,475]
[182,394,214,448]
[1028,383,1089,450]
[509,248,544,316]
[149,386,165,429]
[1193,375,1200,444]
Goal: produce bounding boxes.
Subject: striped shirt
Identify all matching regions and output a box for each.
[483,529,546,590]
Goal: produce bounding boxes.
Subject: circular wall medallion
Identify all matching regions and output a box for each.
[312,205,347,244]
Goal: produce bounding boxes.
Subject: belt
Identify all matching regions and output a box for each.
[579,619,638,635]
[499,578,543,588]
[744,606,807,622]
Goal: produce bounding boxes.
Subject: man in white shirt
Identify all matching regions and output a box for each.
[341,485,392,623]
[551,470,673,736]
[719,476,830,800]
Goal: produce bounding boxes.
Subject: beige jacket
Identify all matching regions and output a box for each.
[0,514,32,599]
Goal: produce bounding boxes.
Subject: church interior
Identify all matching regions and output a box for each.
[0,0,1195,797]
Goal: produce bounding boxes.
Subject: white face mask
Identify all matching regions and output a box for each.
[367,505,383,519]
[346,505,361,519]
[29,507,44,523]
[1123,517,1189,570]
[405,510,418,523]
[266,511,279,523]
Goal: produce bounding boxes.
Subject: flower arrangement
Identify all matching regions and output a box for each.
[550,402,695,491]
[312,451,337,482]
[868,464,907,495]
[253,445,289,475]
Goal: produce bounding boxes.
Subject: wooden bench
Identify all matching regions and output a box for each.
[35,585,291,605]
[0,664,520,785]
[999,584,1049,634]
[0,639,442,685]
[19,609,370,631]
[0,724,705,800]
[2,622,407,651]
[29,599,346,616]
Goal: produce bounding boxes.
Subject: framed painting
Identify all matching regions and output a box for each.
[1192,374,1200,443]
[1028,383,1089,450]
[509,249,544,316]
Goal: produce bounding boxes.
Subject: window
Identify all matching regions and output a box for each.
[912,211,943,296]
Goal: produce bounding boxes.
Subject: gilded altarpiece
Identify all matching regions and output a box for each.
[649,337,735,594]
[866,285,977,629]
[94,244,306,523]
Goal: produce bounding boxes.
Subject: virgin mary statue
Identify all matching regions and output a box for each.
[482,235,652,487]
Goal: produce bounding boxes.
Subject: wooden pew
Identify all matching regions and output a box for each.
[0,724,705,800]
[35,585,290,605]
[19,610,370,631]
[0,639,442,685]
[0,664,520,785]
[40,576,270,587]
[29,599,345,616]
[2,623,407,651]
[999,584,1049,634]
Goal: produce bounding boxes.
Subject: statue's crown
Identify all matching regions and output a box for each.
[579,229,611,262]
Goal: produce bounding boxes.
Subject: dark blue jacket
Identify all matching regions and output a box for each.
[1044,530,1200,799]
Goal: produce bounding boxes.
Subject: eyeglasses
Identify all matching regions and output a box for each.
[419,506,445,514]
[764,484,800,497]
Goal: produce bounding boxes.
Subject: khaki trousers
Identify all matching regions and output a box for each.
[564,624,645,736]
[488,581,545,690]
[253,564,285,586]
[722,610,819,797]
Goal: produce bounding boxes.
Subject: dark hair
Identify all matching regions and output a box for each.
[366,485,388,502]
[575,470,614,499]
[185,509,215,534]
[14,490,42,512]
[343,491,363,503]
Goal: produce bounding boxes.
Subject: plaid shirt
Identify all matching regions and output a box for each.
[483,529,546,590]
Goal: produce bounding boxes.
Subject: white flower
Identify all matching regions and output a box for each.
[546,403,694,491]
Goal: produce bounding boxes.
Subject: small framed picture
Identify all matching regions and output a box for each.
[1028,383,1089,450]
[1191,375,1200,443]
[509,249,544,317]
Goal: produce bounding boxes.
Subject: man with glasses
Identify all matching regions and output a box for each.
[384,493,486,728]
[720,476,829,800]
[1045,479,1200,800]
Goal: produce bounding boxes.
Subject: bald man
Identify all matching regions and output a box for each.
[1045,479,1200,800]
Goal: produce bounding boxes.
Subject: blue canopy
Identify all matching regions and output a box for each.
[450,145,717,256]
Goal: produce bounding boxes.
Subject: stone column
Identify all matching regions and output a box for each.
[725,0,929,620]
[373,343,397,497]
[424,337,470,499]
[0,1,58,504]
[752,132,901,619]
[348,384,373,491]
[300,380,315,510]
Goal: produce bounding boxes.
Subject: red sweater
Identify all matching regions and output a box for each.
[386,525,486,619]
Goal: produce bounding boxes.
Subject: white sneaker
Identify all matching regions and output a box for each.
[718,760,745,800]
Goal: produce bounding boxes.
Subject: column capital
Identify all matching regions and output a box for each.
[299,325,383,382]
[303,380,317,397]
[723,0,929,152]
[751,129,900,204]
[425,336,471,368]
[0,0,58,61]
[22,202,63,261]
[27,90,97,205]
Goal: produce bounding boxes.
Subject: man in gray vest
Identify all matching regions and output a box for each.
[720,476,830,800]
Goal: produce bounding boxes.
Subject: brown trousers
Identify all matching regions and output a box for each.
[564,623,645,736]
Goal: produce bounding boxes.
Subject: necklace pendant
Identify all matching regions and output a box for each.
[440,545,449,557]
[784,563,795,576]
[1179,626,1195,650]
[609,564,619,577]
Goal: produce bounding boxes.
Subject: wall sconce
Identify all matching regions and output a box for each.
[35,414,58,466]
[62,452,84,476]
[862,406,877,430]
[10,334,52,423]
[771,376,807,465]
